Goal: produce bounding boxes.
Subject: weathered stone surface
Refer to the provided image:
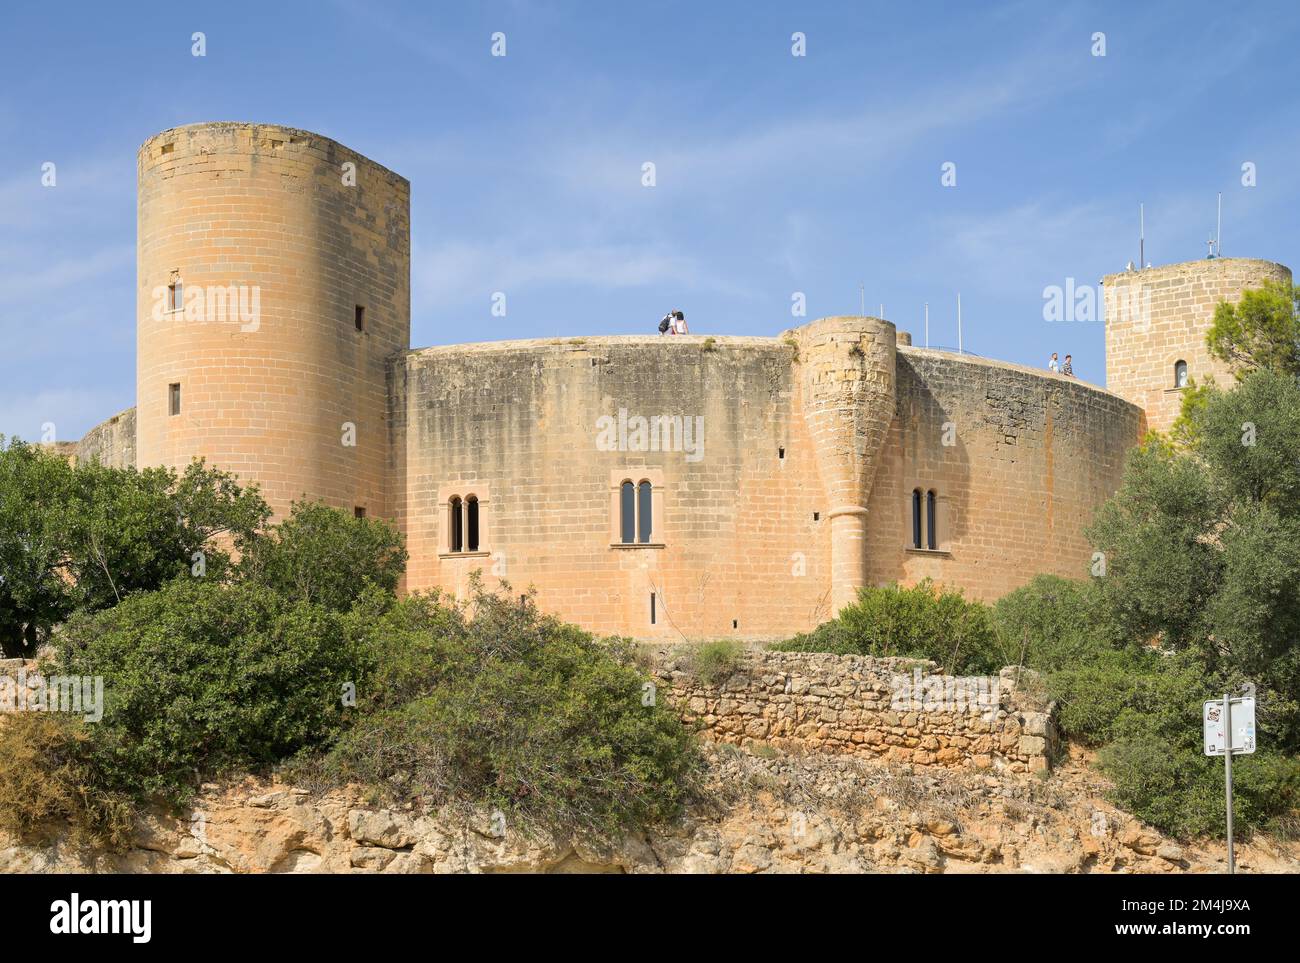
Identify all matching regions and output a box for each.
[5,747,1291,875]
[656,648,1059,773]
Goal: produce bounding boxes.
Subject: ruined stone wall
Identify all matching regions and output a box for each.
[75,406,136,469]
[863,349,1142,601]
[655,649,1058,774]
[1103,258,1292,435]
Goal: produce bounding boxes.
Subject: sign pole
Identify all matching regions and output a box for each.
[1223,692,1234,875]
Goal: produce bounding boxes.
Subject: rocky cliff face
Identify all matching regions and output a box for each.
[3,746,1293,874]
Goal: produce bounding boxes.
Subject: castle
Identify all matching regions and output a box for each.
[67,122,1294,641]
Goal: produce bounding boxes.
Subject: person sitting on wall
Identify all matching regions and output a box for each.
[671,310,689,335]
[1062,354,1074,377]
[658,310,675,334]
[1048,352,1059,372]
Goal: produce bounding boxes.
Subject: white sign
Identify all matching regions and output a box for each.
[1203,697,1256,756]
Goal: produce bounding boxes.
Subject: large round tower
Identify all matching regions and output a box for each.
[136,122,410,519]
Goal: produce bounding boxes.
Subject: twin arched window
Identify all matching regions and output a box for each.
[911,488,938,551]
[447,495,480,553]
[620,480,653,544]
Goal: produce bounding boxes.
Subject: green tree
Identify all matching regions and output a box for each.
[238,500,407,612]
[0,437,76,657]
[0,440,268,658]
[1087,368,1300,748]
[1206,280,1300,377]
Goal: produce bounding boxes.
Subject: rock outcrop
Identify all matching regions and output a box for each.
[3,746,1294,874]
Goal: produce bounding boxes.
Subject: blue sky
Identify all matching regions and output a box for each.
[3,0,1299,440]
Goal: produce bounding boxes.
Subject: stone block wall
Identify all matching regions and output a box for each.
[862,349,1142,600]
[75,406,136,469]
[654,648,1058,774]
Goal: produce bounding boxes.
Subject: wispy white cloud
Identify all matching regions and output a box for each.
[413,236,749,312]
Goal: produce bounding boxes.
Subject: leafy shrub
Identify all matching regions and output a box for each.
[774,579,999,674]
[991,574,1116,673]
[690,639,744,684]
[297,582,701,842]
[1101,732,1300,840]
[52,578,365,802]
[0,712,133,849]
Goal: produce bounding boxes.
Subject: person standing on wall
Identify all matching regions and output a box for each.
[1048,352,1059,372]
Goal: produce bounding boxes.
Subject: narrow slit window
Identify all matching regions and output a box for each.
[911,489,922,549]
[620,481,635,544]
[355,305,365,332]
[168,282,183,313]
[650,592,656,625]
[168,382,181,416]
[449,496,463,553]
[926,490,937,550]
[466,495,479,552]
[637,480,653,543]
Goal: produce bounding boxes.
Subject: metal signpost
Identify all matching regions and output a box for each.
[1203,688,1256,874]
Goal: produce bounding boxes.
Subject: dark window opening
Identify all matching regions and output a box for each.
[449,496,463,553]
[732,619,738,630]
[355,305,365,332]
[466,495,479,552]
[354,506,366,519]
[650,592,656,625]
[637,481,652,543]
[778,446,786,460]
[911,489,922,549]
[1174,359,1188,388]
[620,481,635,544]
[813,512,820,522]
[168,382,181,416]
[926,490,937,550]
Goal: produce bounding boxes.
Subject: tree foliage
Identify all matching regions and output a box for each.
[0,438,269,657]
[1206,279,1300,377]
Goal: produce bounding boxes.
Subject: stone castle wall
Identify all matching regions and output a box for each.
[1104,258,1292,435]
[864,349,1142,599]
[74,406,136,469]
[392,327,1140,638]
[391,334,834,641]
[654,648,1058,774]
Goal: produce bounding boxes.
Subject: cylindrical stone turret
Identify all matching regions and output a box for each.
[136,122,410,519]
[786,316,897,613]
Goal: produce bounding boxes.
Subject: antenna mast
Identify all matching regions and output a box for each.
[1216,192,1222,257]
[859,281,865,316]
[957,293,963,354]
[924,302,929,348]
[1139,202,1145,269]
